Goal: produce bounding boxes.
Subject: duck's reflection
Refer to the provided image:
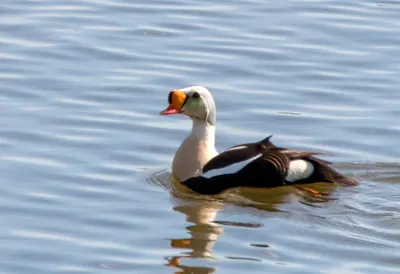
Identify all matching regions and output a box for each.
[166,198,222,273]
[162,173,337,273]
[172,201,223,258]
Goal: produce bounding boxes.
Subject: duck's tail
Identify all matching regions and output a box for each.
[334,173,359,186]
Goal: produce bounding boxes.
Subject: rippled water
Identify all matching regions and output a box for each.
[1,0,399,273]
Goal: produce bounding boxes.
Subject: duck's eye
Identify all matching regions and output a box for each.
[192,92,200,99]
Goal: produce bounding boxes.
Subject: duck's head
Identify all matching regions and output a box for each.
[160,86,216,126]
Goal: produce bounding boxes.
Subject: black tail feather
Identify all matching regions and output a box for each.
[335,175,359,186]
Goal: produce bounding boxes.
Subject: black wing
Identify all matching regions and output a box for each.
[181,132,359,195]
[202,135,274,173]
[183,147,326,195]
[182,147,293,195]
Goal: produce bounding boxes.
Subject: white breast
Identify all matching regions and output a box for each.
[285,159,314,182]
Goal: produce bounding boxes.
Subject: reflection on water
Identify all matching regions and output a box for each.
[160,173,343,273]
[167,201,222,273]
[166,176,222,273]
[144,162,400,273]
[172,202,223,258]
[148,171,221,272]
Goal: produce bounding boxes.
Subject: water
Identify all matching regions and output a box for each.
[1,0,399,273]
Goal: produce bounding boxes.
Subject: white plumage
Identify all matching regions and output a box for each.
[203,154,261,179]
[285,160,314,182]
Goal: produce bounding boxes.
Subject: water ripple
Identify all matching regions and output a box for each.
[0,0,399,273]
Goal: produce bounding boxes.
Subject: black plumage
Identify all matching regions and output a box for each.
[182,136,358,195]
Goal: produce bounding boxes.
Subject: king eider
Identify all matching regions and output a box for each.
[160,86,359,195]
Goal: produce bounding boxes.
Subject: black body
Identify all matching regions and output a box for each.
[181,136,358,195]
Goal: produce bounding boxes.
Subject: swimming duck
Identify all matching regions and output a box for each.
[160,86,358,195]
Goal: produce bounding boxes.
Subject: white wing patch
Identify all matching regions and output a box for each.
[202,154,261,179]
[227,145,248,151]
[285,160,314,182]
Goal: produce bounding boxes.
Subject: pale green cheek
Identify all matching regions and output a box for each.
[185,99,204,112]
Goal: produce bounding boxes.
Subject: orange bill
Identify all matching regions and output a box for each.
[160,90,187,115]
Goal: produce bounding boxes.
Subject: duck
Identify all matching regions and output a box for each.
[160,86,359,195]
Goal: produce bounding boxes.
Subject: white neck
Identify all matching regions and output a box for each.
[172,119,218,181]
[190,119,216,147]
